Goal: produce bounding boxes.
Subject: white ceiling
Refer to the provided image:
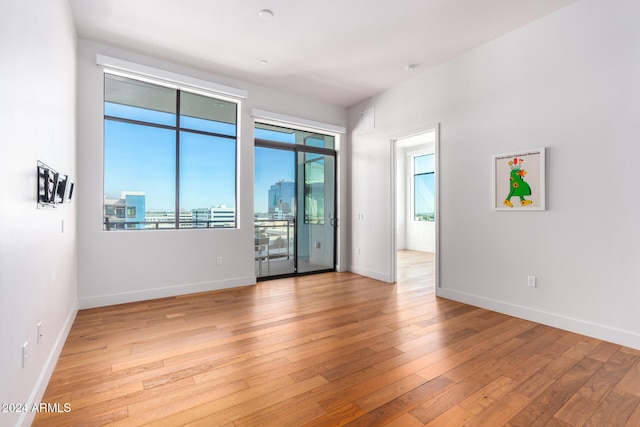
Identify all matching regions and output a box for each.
[69,0,578,108]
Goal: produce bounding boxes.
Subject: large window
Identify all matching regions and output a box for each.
[103,74,238,230]
[413,153,435,222]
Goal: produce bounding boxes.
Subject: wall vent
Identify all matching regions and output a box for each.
[358,107,375,133]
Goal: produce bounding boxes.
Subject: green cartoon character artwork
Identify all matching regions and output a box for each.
[503,157,532,207]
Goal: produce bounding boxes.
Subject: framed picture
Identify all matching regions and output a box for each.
[493,148,545,211]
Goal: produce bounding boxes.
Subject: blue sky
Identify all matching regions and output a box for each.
[104,103,237,212]
[104,109,295,213]
[254,127,296,212]
[414,153,436,214]
[254,147,294,213]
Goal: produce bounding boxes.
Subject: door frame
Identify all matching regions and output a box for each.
[296,150,337,275]
[389,123,440,287]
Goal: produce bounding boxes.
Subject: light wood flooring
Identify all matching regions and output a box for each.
[35,251,640,426]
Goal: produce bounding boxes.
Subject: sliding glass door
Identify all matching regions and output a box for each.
[297,152,335,274]
[254,147,296,277]
[254,124,336,279]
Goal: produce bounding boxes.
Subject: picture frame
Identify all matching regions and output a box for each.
[492,148,545,211]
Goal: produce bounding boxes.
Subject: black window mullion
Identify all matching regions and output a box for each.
[104,115,235,141]
[103,115,176,131]
[180,127,236,140]
[175,90,181,229]
[255,138,336,157]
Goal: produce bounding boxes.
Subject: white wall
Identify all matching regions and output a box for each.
[396,146,408,250]
[349,0,640,349]
[0,1,78,425]
[76,41,347,308]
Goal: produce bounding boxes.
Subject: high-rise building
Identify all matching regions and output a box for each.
[268,180,295,219]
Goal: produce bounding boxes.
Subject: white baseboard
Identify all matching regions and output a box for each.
[349,265,392,283]
[79,276,256,309]
[18,302,78,427]
[436,287,640,351]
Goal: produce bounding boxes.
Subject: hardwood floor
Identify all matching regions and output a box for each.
[35,252,640,426]
[396,250,435,292]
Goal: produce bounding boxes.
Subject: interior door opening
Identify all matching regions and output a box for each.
[392,127,438,289]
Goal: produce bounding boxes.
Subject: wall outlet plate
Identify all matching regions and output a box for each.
[22,342,28,368]
[37,322,43,344]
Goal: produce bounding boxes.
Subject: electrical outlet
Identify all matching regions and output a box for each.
[216,256,222,265]
[527,276,537,288]
[22,342,28,368]
[37,322,43,344]
[356,247,360,255]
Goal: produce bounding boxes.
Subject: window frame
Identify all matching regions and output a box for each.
[409,150,436,223]
[102,70,242,231]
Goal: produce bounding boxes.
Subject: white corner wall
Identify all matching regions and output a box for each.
[0,1,78,426]
[348,0,640,349]
[76,41,348,308]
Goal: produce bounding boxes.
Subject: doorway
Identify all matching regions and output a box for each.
[391,126,439,287]
[254,123,337,279]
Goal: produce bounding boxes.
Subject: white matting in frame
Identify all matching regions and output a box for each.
[493,148,545,211]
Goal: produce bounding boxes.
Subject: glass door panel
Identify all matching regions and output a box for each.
[254,147,295,278]
[297,152,335,274]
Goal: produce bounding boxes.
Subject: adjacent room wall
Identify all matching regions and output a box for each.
[396,144,437,253]
[348,0,640,349]
[0,0,78,425]
[76,41,348,308]
[405,145,436,253]
[396,145,408,251]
